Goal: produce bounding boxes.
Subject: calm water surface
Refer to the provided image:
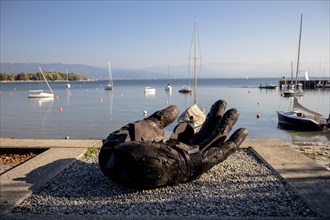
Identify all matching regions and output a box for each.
[1,78,329,143]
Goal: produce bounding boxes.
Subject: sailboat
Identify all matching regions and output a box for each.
[165,65,172,92]
[65,69,71,89]
[282,14,304,97]
[277,97,328,131]
[104,61,113,90]
[277,15,329,131]
[28,67,54,98]
[177,18,206,132]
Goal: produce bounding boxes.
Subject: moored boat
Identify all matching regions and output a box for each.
[177,18,205,132]
[105,61,114,90]
[144,87,155,94]
[28,67,54,99]
[28,89,54,98]
[178,85,192,94]
[258,84,276,89]
[277,97,328,131]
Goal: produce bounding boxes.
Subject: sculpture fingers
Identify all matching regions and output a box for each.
[198,108,240,152]
[146,105,180,129]
[200,128,248,173]
[191,100,227,145]
[103,105,179,145]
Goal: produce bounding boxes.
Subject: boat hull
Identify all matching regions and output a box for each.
[258,84,276,89]
[28,93,54,98]
[277,111,324,131]
[178,89,192,94]
[165,85,172,92]
[105,84,113,90]
[144,87,155,94]
[28,90,54,98]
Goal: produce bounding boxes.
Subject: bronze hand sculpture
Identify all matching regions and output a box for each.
[99,100,248,188]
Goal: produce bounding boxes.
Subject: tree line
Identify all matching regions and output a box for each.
[0,71,89,81]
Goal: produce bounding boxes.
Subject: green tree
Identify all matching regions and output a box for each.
[16,72,29,81]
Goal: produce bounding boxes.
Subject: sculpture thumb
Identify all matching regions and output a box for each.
[146,105,180,129]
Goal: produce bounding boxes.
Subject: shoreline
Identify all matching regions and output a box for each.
[0,79,96,83]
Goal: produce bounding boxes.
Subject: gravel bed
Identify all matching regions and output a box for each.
[12,149,315,217]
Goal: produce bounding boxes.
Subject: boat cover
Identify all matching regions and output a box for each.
[293,97,323,119]
[177,104,206,132]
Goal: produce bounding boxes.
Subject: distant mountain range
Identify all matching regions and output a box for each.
[0,62,247,79]
[1,61,298,79]
[0,62,171,80]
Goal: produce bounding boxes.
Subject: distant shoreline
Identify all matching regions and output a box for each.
[0,79,97,83]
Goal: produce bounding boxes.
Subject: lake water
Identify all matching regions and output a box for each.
[1,78,329,144]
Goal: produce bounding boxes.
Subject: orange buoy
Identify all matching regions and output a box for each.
[100,98,103,103]
[58,106,63,112]
[56,95,59,99]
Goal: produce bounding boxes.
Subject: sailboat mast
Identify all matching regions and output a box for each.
[38,66,54,94]
[290,61,293,83]
[108,61,112,85]
[295,14,303,86]
[193,17,197,104]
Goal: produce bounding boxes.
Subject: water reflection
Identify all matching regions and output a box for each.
[105,90,114,122]
[281,129,330,143]
[28,97,54,131]
[28,97,54,107]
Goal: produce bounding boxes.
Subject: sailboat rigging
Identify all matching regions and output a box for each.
[28,67,54,98]
[282,14,304,97]
[105,61,113,90]
[177,18,206,132]
[65,69,71,89]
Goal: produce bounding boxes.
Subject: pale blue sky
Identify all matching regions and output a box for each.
[1,0,329,77]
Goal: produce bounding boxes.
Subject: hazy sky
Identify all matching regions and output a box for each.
[1,0,329,77]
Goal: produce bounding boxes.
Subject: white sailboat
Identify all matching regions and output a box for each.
[65,69,71,89]
[28,67,54,98]
[177,18,206,132]
[282,14,304,97]
[165,65,172,92]
[105,61,113,90]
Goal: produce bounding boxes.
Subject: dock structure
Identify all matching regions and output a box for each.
[279,80,330,89]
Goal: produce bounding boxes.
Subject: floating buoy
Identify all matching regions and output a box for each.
[143,110,147,116]
[58,106,63,112]
[165,100,169,105]
[100,98,103,103]
[56,95,59,99]
[256,114,261,119]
